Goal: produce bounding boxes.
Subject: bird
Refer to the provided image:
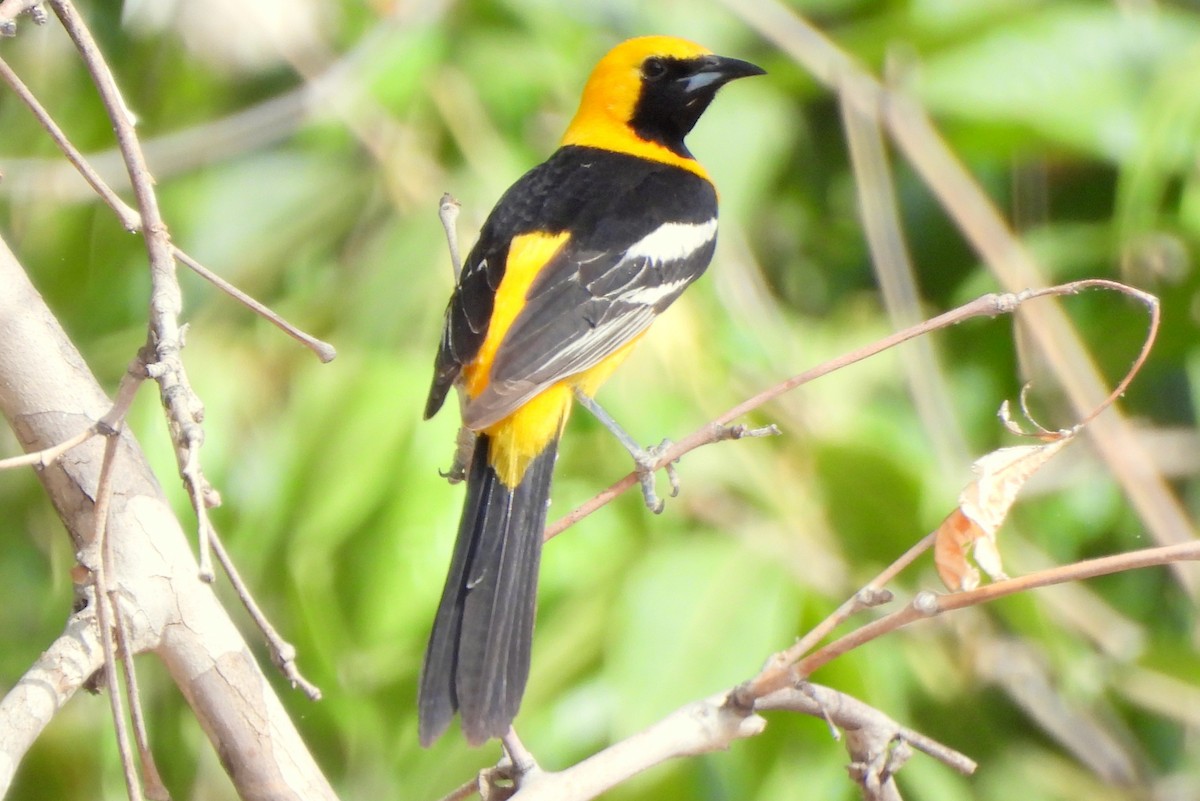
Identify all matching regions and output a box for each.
[419,35,764,747]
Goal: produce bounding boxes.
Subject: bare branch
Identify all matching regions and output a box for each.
[729,534,932,710]
[0,235,340,800]
[484,537,1200,801]
[795,540,1200,682]
[0,426,93,471]
[757,685,977,776]
[0,352,145,472]
[0,608,104,796]
[510,695,765,801]
[174,249,336,362]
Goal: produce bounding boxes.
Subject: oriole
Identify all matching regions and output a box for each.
[419,35,764,747]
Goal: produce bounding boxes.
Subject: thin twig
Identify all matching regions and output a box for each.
[0,610,106,795]
[739,329,1168,702]
[0,54,337,363]
[440,193,463,280]
[543,290,1011,540]
[435,776,481,801]
[0,54,134,226]
[795,540,1200,682]
[173,250,336,362]
[0,352,145,472]
[728,543,1200,783]
[90,429,144,801]
[0,428,94,471]
[208,528,323,700]
[757,685,977,776]
[112,609,170,801]
[730,533,934,709]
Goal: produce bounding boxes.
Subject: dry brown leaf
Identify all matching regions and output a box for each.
[935,435,1074,591]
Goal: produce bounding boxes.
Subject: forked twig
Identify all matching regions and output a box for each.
[796,540,1200,684]
[0,54,337,364]
[0,353,144,472]
[729,278,1159,702]
[50,0,218,579]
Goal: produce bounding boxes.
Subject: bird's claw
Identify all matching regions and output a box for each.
[438,464,466,484]
[438,424,477,484]
[633,438,678,514]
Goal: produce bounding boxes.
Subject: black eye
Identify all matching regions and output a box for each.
[642,57,668,81]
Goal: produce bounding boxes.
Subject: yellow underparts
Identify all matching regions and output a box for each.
[463,231,571,404]
[483,342,644,489]
[462,231,648,488]
[463,231,571,489]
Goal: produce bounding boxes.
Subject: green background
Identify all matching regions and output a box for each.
[2,0,1199,799]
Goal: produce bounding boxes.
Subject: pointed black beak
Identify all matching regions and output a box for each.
[679,54,766,94]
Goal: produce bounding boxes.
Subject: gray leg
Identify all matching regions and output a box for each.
[573,389,679,513]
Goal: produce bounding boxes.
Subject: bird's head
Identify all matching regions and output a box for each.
[562,36,765,162]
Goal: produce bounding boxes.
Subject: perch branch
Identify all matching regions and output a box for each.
[547,280,1150,541]
[510,694,765,801]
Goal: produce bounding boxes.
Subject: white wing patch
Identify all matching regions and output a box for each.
[623,218,717,264]
[619,277,693,307]
[464,218,718,429]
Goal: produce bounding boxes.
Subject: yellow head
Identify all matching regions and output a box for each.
[561,36,764,176]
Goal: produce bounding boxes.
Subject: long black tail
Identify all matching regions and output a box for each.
[418,433,559,746]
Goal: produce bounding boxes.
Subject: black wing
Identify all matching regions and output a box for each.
[425,146,718,426]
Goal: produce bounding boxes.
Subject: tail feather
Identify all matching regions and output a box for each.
[419,432,559,746]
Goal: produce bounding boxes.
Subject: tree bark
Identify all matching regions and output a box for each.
[0,233,339,801]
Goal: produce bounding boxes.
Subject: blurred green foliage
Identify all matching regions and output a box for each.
[2,1,1199,799]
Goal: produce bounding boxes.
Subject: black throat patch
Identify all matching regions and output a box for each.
[628,57,718,159]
